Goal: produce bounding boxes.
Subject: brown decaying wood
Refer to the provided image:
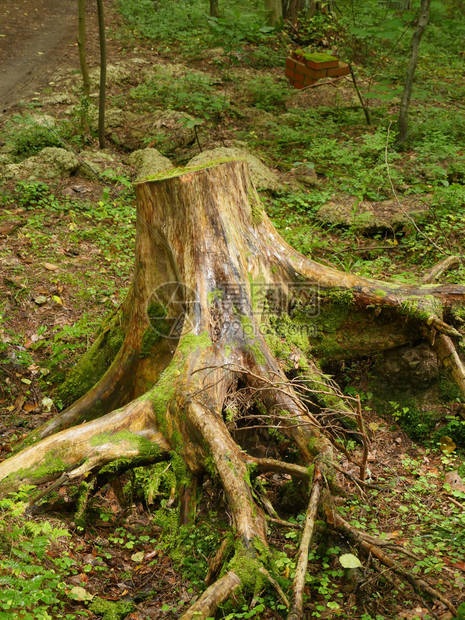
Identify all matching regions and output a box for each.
[288,465,322,620]
[1,161,465,617]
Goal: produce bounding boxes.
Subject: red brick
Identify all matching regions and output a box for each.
[293,70,305,83]
[295,60,326,80]
[285,57,296,71]
[293,81,306,89]
[285,66,295,80]
[303,77,317,86]
[326,62,350,77]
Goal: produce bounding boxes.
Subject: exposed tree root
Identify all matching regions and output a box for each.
[289,464,322,620]
[1,160,464,617]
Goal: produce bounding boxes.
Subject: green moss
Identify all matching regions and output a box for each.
[5,450,66,489]
[208,288,223,305]
[245,341,266,365]
[178,332,212,354]
[228,539,267,593]
[90,430,162,460]
[297,50,338,63]
[373,288,387,297]
[89,597,135,620]
[139,327,162,358]
[141,301,170,357]
[139,157,242,182]
[327,288,355,305]
[56,311,124,407]
[399,295,443,321]
[248,186,263,226]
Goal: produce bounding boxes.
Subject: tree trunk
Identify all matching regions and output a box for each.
[398,0,431,144]
[77,0,90,100]
[283,0,330,19]
[96,0,107,149]
[265,0,283,26]
[209,0,219,17]
[0,160,464,617]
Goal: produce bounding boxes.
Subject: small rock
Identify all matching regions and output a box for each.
[188,146,282,192]
[128,148,173,180]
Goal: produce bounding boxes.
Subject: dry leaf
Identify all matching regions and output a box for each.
[43,262,58,271]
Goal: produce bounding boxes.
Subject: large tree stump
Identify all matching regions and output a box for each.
[1,160,464,618]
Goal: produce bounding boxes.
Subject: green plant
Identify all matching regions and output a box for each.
[246,75,292,112]
[0,487,77,619]
[4,115,72,159]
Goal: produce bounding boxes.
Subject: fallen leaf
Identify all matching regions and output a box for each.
[34,295,48,305]
[23,403,37,413]
[339,553,362,569]
[43,262,58,271]
[20,378,31,385]
[440,436,456,455]
[131,551,145,563]
[52,295,63,305]
[68,586,93,601]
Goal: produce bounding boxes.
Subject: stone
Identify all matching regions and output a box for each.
[375,343,439,390]
[88,63,132,89]
[124,109,196,152]
[3,147,79,182]
[316,196,429,235]
[77,150,126,181]
[128,148,173,180]
[188,146,282,192]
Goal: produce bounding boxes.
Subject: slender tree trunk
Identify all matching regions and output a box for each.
[77,0,90,99]
[77,0,90,135]
[209,0,220,17]
[265,0,283,26]
[398,0,431,144]
[96,0,107,149]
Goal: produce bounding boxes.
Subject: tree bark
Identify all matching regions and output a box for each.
[77,0,90,99]
[265,0,283,26]
[96,0,107,149]
[1,159,464,617]
[209,0,219,17]
[398,0,431,144]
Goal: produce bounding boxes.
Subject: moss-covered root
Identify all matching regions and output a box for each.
[180,571,242,620]
[0,399,169,496]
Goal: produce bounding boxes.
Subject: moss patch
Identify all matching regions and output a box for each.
[89,597,135,620]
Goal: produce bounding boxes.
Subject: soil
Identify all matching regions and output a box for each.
[0,0,80,113]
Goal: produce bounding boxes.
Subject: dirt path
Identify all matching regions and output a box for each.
[0,0,78,113]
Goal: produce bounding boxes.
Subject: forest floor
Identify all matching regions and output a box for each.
[0,1,465,619]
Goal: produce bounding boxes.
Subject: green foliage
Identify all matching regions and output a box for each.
[245,75,292,112]
[131,71,230,120]
[4,115,72,159]
[0,488,77,619]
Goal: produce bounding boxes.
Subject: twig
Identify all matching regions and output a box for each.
[442,493,465,511]
[288,465,322,620]
[259,566,289,609]
[349,63,371,125]
[356,395,369,481]
[267,516,302,529]
[330,509,458,615]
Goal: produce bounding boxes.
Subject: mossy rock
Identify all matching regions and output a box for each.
[88,63,133,89]
[128,147,173,180]
[77,150,127,181]
[3,147,79,182]
[316,196,429,235]
[124,109,197,152]
[188,146,282,193]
